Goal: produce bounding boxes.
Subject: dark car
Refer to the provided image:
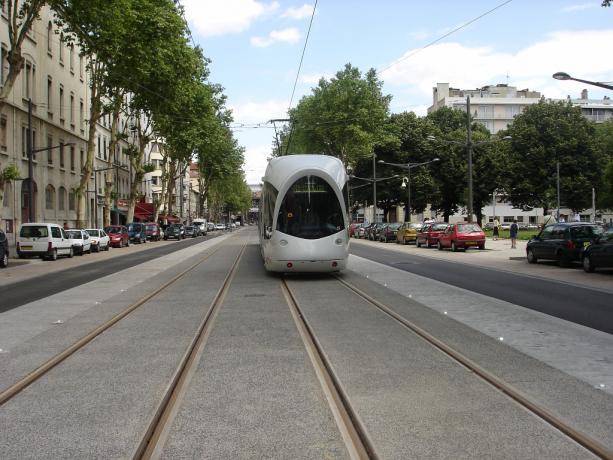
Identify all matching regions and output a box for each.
[104,225,130,248]
[582,228,613,272]
[145,223,161,241]
[379,223,402,242]
[184,226,198,238]
[164,224,185,240]
[416,222,449,248]
[367,223,386,241]
[0,229,8,268]
[526,223,604,267]
[127,222,147,244]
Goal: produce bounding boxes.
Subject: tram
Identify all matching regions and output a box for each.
[259,154,349,272]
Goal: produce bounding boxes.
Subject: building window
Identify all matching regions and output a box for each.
[0,46,7,85]
[69,45,74,73]
[47,22,53,54]
[79,99,84,131]
[58,187,66,211]
[0,116,7,151]
[59,85,64,120]
[97,135,101,158]
[45,185,55,210]
[79,55,84,79]
[59,141,65,168]
[47,77,52,115]
[23,61,35,99]
[516,216,524,223]
[70,145,75,171]
[3,182,11,207]
[47,135,53,164]
[529,215,537,224]
[80,149,84,171]
[503,216,514,223]
[70,93,75,128]
[59,33,64,64]
[69,190,75,211]
[103,137,107,160]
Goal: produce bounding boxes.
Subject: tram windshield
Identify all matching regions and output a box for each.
[277,175,345,239]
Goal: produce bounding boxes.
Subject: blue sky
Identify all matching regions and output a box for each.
[182,1,613,183]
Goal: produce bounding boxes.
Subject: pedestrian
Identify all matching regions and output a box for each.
[493,218,500,240]
[63,221,69,230]
[510,219,519,249]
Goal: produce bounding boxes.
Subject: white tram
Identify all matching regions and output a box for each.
[259,154,349,272]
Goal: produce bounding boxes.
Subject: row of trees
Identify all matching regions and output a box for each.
[278,63,613,225]
[0,0,249,226]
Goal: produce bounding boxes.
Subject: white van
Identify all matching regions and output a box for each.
[192,219,207,236]
[17,223,74,260]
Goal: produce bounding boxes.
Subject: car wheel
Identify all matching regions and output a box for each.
[478,244,485,250]
[583,255,595,273]
[126,239,130,247]
[426,239,431,248]
[437,241,443,251]
[68,247,74,258]
[0,252,8,268]
[527,248,537,264]
[416,240,421,248]
[50,249,58,261]
[451,241,458,252]
[78,247,84,256]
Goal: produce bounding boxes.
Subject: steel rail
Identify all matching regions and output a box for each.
[133,243,247,460]
[282,279,378,460]
[335,276,613,460]
[0,242,227,406]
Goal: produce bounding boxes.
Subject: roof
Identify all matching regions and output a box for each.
[263,154,347,190]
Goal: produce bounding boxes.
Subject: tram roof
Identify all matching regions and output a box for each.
[263,154,347,190]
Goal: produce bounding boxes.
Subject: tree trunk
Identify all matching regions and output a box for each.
[76,60,103,228]
[103,94,122,227]
[127,124,148,222]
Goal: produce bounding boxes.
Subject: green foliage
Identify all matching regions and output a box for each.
[0,163,21,182]
[600,160,613,209]
[505,100,603,213]
[279,63,392,166]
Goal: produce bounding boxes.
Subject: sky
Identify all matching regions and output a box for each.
[181,0,613,184]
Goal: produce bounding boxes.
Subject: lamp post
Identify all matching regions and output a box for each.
[377,158,440,222]
[372,153,377,223]
[552,72,613,91]
[428,132,510,223]
[350,173,400,224]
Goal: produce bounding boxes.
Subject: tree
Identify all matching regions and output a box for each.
[0,1,48,113]
[505,100,603,215]
[279,63,392,166]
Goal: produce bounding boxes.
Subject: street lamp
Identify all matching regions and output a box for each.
[350,173,400,224]
[552,72,613,91]
[378,158,440,222]
[428,133,510,223]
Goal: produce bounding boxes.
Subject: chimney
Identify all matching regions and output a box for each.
[581,89,588,100]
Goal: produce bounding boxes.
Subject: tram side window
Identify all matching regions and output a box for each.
[277,175,345,240]
[261,182,278,239]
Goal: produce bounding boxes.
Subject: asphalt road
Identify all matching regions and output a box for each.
[351,244,613,335]
[0,234,222,313]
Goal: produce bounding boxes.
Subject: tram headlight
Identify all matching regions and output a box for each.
[279,239,288,246]
[334,238,343,245]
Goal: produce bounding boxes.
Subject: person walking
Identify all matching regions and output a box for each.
[510,219,519,249]
[493,218,500,241]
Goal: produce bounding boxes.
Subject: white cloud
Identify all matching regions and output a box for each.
[230,99,289,123]
[281,4,314,20]
[182,0,279,37]
[562,3,596,12]
[380,30,613,103]
[251,27,301,47]
[243,145,273,184]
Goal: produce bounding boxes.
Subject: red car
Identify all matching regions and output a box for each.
[416,222,449,248]
[437,223,485,251]
[348,223,362,238]
[104,225,130,248]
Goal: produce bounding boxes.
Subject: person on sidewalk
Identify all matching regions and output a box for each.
[510,219,519,249]
[493,218,500,241]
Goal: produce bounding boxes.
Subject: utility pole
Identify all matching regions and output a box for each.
[372,153,377,223]
[180,174,184,224]
[466,95,474,223]
[592,187,596,223]
[27,98,34,222]
[557,160,560,221]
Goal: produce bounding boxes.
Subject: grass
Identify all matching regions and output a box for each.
[483,229,535,241]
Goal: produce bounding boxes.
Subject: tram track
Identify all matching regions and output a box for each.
[282,274,613,459]
[0,236,237,407]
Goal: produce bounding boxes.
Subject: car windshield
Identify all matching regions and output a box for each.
[128,224,141,231]
[86,230,100,237]
[409,223,421,229]
[20,225,49,238]
[66,231,82,239]
[389,223,402,230]
[457,224,482,233]
[433,224,448,231]
[106,226,122,234]
[146,225,156,230]
[572,225,603,239]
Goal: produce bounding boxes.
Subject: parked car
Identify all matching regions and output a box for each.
[367,223,386,241]
[527,223,604,267]
[85,228,110,252]
[349,223,364,238]
[396,222,422,245]
[207,222,215,232]
[582,228,613,272]
[17,223,73,260]
[0,229,8,268]
[145,223,162,241]
[164,224,185,240]
[184,226,198,238]
[416,222,449,248]
[379,222,402,242]
[193,219,208,236]
[438,223,486,251]
[66,229,92,255]
[105,225,130,248]
[215,223,225,231]
[127,222,147,244]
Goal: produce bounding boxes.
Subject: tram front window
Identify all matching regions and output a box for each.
[277,176,344,239]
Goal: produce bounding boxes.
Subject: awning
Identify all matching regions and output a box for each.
[133,212,151,222]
